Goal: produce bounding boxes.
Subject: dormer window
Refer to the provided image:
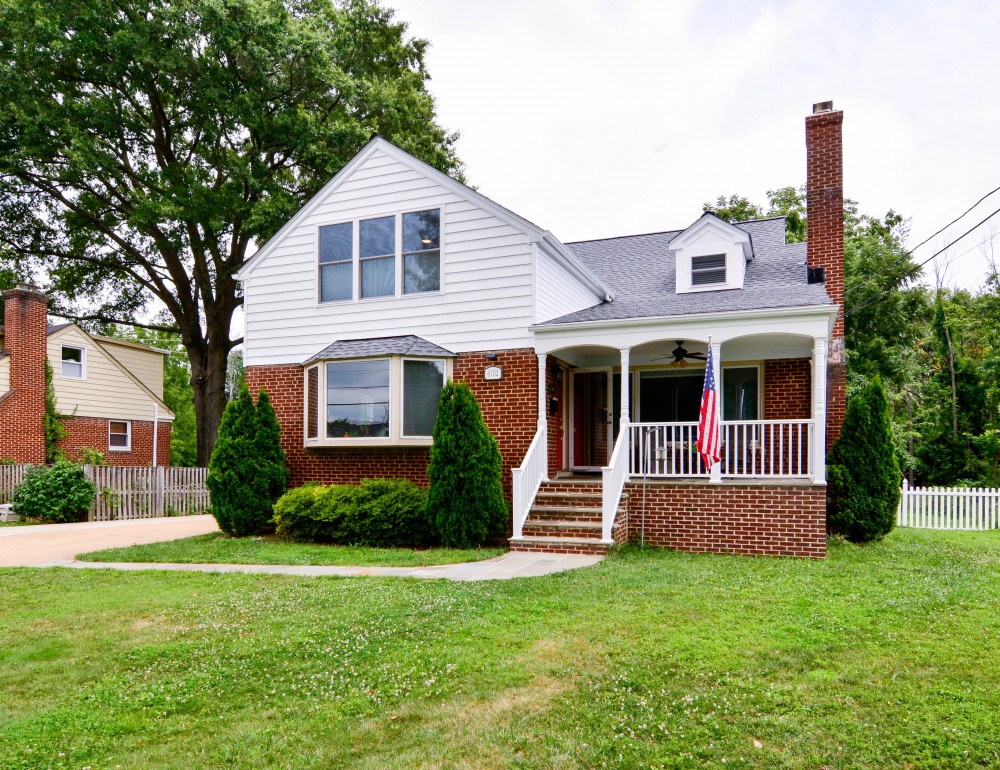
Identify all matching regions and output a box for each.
[691,254,726,286]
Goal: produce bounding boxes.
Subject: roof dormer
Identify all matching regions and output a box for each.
[670,212,754,294]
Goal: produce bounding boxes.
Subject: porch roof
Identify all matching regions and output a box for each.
[549,218,832,324]
[303,334,456,364]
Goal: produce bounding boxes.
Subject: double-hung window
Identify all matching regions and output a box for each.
[318,209,441,303]
[109,420,131,451]
[305,356,448,446]
[61,345,85,379]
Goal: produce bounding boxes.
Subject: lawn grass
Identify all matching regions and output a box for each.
[2,528,999,769]
[77,532,506,567]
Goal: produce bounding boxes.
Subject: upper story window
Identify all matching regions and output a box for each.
[61,345,85,379]
[318,209,441,303]
[691,254,726,286]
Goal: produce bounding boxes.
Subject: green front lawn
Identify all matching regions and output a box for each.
[77,532,505,567]
[2,529,999,769]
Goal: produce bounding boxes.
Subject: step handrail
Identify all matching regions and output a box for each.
[600,424,630,543]
[511,423,547,539]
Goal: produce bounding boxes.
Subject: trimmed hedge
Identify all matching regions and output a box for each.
[273,479,434,547]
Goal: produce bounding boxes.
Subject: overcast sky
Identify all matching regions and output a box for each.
[387,0,1000,291]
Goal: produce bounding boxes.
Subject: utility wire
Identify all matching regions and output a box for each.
[844,183,1000,297]
[844,204,1000,319]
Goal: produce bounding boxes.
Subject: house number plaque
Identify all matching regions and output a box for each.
[484,366,503,381]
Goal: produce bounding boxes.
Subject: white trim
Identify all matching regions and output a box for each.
[60,343,87,380]
[108,419,131,452]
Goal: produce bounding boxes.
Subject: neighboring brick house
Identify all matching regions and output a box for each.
[0,287,173,466]
[238,102,847,559]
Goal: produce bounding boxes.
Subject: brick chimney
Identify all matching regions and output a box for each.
[805,101,846,449]
[0,284,48,463]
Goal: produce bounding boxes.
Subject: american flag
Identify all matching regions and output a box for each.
[696,344,721,469]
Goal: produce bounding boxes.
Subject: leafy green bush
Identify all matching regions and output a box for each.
[11,461,96,523]
[427,382,507,548]
[273,479,432,547]
[827,376,901,542]
[207,386,288,536]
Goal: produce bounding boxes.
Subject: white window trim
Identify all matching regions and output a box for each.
[108,420,131,452]
[303,356,452,448]
[316,207,444,306]
[60,344,87,380]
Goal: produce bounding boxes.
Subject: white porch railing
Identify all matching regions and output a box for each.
[511,425,547,539]
[601,427,630,542]
[897,480,1000,530]
[629,420,814,479]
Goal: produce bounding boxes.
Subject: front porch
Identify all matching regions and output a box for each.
[511,323,834,557]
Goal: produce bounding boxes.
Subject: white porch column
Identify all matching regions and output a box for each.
[812,336,828,484]
[619,347,631,427]
[537,353,548,431]
[709,340,723,484]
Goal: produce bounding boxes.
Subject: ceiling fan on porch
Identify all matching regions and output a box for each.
[654,341,708,368]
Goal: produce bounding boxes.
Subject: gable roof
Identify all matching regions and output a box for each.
[540,217,833,325]
[304,335,456,365]
[234,136,613,301]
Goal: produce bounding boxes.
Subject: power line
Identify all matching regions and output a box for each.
[844,183,1000,297]
[844,204,1000,319]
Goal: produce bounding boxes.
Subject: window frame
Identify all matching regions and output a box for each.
[60,344,87,380]
[720,363,762,422]
[316,208,443,305]
[108,420,131,452]
[303,355,452,447]
[631,362,762,423]
[690,254,727,287]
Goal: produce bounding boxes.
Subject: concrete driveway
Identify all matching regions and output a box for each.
[0,515,219,567]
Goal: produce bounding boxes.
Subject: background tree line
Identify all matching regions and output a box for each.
[707,190,1000,487]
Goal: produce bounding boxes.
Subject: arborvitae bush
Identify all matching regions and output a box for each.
[827,376,901,542]
[12,461,95,523]
[426,381,507,548]
[207,386,287,536]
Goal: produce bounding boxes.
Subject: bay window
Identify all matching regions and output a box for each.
[304,356,449,446]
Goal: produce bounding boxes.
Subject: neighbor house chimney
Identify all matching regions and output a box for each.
[806,101,846,449]
[0,284,49,463]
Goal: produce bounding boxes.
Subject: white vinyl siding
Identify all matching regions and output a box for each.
[47,327,173,422]
[535,246,604,322]
[244,148,537,366]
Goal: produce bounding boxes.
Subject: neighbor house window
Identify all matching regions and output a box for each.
[109,420,131,451]
[319,222,353,302]
[61,345,85,379]
[308,356,449,445]
[318,209,441,302]
[402,209,441,294]
[691,254,726,286]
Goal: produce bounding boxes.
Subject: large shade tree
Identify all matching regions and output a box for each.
[0,0,463,463]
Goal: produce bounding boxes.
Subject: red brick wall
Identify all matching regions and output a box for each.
[764,358,811,420]
[247,349,539,500]
[58,416,172,466]
[806,106,846,449]
[0,287,48,464]
[624,481,826,558]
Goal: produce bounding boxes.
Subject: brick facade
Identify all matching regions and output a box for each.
[763,358,811,420]
[0,286,48,464]
[806,105,846,449]
[58,416,171,466]
[622,481,826,558]
[247,348,539,499]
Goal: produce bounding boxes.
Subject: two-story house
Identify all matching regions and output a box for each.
[237,102,847,558]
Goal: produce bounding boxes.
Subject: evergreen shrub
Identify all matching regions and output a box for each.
[207,386,288,536]
[426,382,507,548]
[272,479,431,547]
[827,376,901,542]
[12,461,96,523]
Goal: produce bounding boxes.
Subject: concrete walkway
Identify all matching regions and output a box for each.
[1,515,603,580]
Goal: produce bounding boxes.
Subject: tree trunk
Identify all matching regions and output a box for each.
[943,324,958,440]
[189,339,232,467]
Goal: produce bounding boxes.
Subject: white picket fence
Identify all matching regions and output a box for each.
[897,479,1000,530]
[0,464,209,520]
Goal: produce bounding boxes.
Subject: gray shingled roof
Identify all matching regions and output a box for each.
[543,217,834,325]
[305,335,456,364]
